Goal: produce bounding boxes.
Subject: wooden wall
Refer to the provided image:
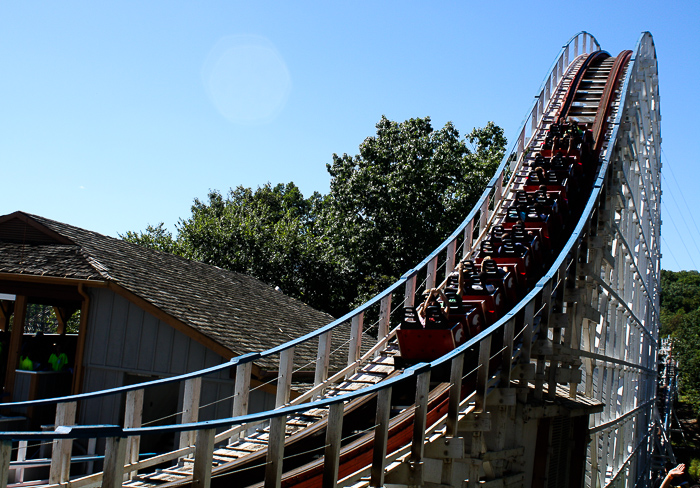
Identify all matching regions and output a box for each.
[79,288,273,431]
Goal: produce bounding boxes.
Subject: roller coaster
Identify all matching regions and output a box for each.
[0,31,663,488]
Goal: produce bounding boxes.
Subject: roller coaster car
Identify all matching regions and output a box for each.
[549,154,578,179]
[456,258,512,302]
[504,208,554,251]
[461,281,506,326]
[525,174,569,201]
[396,303,479,362]
[536,188,568,219]
[475,241,529,292]
[445,289,485,337]
[479,259,518,307]
[511,224,544,267]
[534,191,565,241]
[485,225,505,247]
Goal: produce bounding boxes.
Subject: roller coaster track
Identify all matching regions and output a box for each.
[0,31,662,488]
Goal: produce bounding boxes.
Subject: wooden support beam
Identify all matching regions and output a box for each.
[0,301,13,332]
[446,353,464,438]
[463,220,474,259]
[411,370,431,463]
[179,377,202,450]
[103,436,127,488]
[15,441,26,484]
[265,414,287,488]
[518,301,535,392]
[404,274,417,309]
[124,389,144,479]
[426,256,438,289]
[501,317,515,385]
[347,313,363,375]
[71,284,90,395]
[4,294,27,400]
[479,198,490,236]
[377,294,392,343]
[446,239,457,281]
[49,401,77,484]
[475,336,492,412]
[458,413,492,434]
[370,386,392,488]
[313,331,332,397]
[232,364,252,417]
[322,402,344,488]
[193,428,215,488]
[275,348,294,408]
[231,360,252,444]
[0,441,10,488]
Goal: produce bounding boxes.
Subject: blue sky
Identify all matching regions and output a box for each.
[1,1,698,272]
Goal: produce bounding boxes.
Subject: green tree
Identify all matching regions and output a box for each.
[324,116,505,301]
[123,183,350,316]
[671,308,700,415]
[180,183,349,314]
[122,223,183,255]
[660,270,700,416]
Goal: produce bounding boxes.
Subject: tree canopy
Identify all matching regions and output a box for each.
[660,270,700,416]
[123,116,506,316]
[324,116,505,301]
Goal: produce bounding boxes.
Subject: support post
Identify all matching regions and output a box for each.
[501,317,515,385]
[124,389,144,479]
[275,348,294,408]
[446,239,457,280]
[4,294,26,399]
[16,440,26,484]
[322,402,344,488]
[475,336,492,413]
[404,273,417,308]
[446,353,464,437]
[0,440,11,488]
[179,377,202,449]
[86,437,97,474]
[370,387,392,488]
[103,436,127,488]
[49,401,77,484]
[378,294,392,343]
[463,220,474,259]
[265,414,287,488]
[347,313,363,375]
[426,256,438,289]
[231,360,252,443]
[479,198,490,236]
[412,370,431,462]
[314,331,332,398]
[193,428,215,488]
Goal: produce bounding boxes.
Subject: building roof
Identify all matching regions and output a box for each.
[0,211,339,371]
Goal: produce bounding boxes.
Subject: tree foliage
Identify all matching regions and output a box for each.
[124,183,349,316]
[122,116,506,316]
[660,270,700,416]
[325,117,505,301]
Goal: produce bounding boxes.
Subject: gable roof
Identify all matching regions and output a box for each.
[0,211,337,370]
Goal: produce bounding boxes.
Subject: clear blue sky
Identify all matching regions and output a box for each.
[1,1,698,272]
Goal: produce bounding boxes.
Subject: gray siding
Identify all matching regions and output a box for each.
[80,288,273,427]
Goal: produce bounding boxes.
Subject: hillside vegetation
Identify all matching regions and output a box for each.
[661,270,700,417]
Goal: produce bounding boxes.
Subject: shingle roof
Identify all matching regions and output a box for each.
[0,212,340,371]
